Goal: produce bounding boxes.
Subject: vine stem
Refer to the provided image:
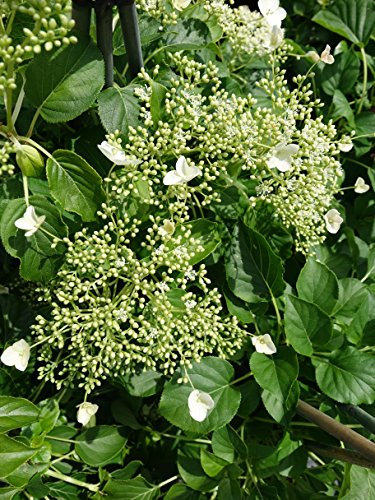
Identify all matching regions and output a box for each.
[357,46,367,114]
[44,469,99,492]
[296,400,375,463]
[158,475,179,489]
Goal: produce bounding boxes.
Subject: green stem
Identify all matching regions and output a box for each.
[357,46,368,114]
[45,469,99,492]
[18,136,52,158]
[230,372,252,386]
[270,292,282,341]
[26,108,41,138]
[46,435,78,445]
[158,475,179,489]
[22,175,29,206]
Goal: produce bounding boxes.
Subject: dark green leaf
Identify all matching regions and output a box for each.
[218,478,241,500]
[177,449,218,492]
[333,278,368,324]
[46,150,105,222]
[102,476,159,499]
[0,487,21,500]
[0,435,38,479]
[331,89,355,127]
[226,223,285,303]
[163,19,212,52]
[211,426,248,463]
[321,51,360,96]
[120,371,163,397]
[284,295,332,356]
[165,484,204,499]
[75,426,128,467]
[314,347,375,404]
[0,397,39,433]
[296,258,339,315]
[150,80,167,124]
[25,38,104,122]
[98,85,140,136]
[200,450,229,477]
[250,347,299,423]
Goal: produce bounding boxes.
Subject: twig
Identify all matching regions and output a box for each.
[339,404,375,435]
[296,400,375,463]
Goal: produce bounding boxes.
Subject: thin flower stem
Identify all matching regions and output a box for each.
[357,46,368,115]
[45,469,99,492]
[22,175,29,206]
[230,372,252,386]
[26,108,41,138]
[45,435,79,445]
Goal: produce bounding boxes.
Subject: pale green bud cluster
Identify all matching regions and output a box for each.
[0,0,76,93]
[0,140,16,176]
[33,214,246,393]
[137,0,178,26]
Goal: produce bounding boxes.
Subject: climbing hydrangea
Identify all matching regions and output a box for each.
[33,214,245,393]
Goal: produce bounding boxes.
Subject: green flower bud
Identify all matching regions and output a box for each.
[16,145,45,177]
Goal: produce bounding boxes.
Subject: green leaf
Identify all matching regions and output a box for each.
[150,80,167,125]
[163,19,212,52]
[320,51,360,96]
[200,450,229,477]
[237,381,260,417]
[333,278,368,324]
[0,397,39,433]
[345,293,369,344]
[169,219,221,266]
[226,223,285,303]
[25,38,104,122]
[177,448,218,492]
[284,295,332,356]
[312,0,375,46]
[0,435,39,479]
[0,487,21,500]
[0,195,67,282]
[250,347,299,423]
[98,84,140,136]
[296,258,339,315]
[211,426,248,463]
[341,465,375,500]
[111,461,143,480]
[165,484,203,499]
[46,150,105,222]
[159,357,241,434]
[75,426,128,467]
[218,478,241,500]
[102,476,160,500]
[331,89,355,127]
[5,462,49,488]
[314,347,375,404]
[120,371,163,397]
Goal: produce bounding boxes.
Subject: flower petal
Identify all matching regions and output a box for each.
[163,171,184,185]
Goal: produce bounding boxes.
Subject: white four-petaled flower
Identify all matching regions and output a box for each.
[172,0,191,11]
[324,209,343,234]
[98,141,141,166]
[354,177,370,194]
[320,45,334,64]
[252,334,277,355]
[267,143,299,172]
[76,402,99,426]
[163,156,202,185]
[258,0,287,27]
[188,389,215,422]
[263,25,284,51]
[14,205,45,237]
[1,339,31,371]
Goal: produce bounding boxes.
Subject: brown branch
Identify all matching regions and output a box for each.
[296,400,375,463]
[306,442,375,469]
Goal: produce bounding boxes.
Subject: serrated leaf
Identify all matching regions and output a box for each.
[0,435,39,479]
[296,259,339,315]
[163,19,212,51]
[159,357,241,434]
[341,465,375,500]
[333,278,369,324]
[75,426,128,467]
[314,347,375,404]
[98,85,140,136]
[250,347,299,423]
[284,295,332,356]
[46,150,105,222]
[25,38,104,122]
[226,223,285,303]
[0,397,39,433]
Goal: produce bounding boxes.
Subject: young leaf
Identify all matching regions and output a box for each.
[296,258,339,315]
[75,426,128,467]
[314,347,375,404]
[226,223,285,303]
[159,357,241,434]
[46,150,105,222]
[98,84,140,136]
[250,347,299,423]
[284,295,332,356]
[0,397,40,433]
[25,38,104,122]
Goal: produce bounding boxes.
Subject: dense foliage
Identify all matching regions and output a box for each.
[0,0,374,498]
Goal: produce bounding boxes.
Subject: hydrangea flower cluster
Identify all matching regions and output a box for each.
[32,214,245,392]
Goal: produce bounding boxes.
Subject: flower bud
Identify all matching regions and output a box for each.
[16,145,45,177]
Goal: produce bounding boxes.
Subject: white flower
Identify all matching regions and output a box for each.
[252,334,277,355]
[324,209,343,234]
[98,141,141,166]
[320,45,334,64]
[185,299,197,309]
[76,402,99,426]
[263,25,284,50]
[267,143,299,172]
[163,156,202,185]
[354,177,370,194]
[172,0,191,11]
[338,140,353,152]
[258,0,287,27]
[188,389,215,422]
[1,339,30,371]
[158,219,175,237]
[14,205,45,237]
[114,308,128,322]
